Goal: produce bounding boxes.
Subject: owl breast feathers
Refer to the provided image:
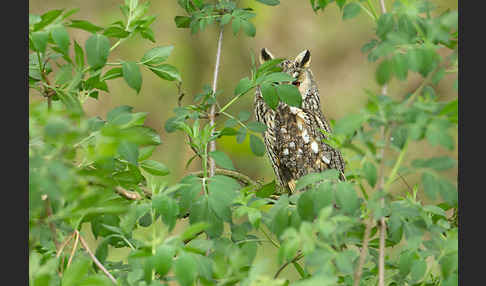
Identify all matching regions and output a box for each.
[254,48,346,193]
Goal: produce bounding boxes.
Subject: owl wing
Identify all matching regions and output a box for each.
[277,105,346,192]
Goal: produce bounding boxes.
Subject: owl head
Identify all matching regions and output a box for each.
[260,48,313,94]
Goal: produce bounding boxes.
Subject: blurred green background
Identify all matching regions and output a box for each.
[30,0,458,278]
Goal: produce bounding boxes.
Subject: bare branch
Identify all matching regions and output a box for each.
[67,231,79,267]
[353,218,374,286]
[208,28,224,177]
[274,252,304,279]
[189,168,259,187]
[78,232,118,284]
[115,186,142,200]
[42,196,60,252]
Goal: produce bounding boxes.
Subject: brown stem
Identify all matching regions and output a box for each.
[208,28,224,177]
[42,196,60,252]
[67,231,79,267]
[115,186,142,200]
[189,168,258,187]
[353,218,374,286]
[353,125,391,285]
[274,252,304,279]
[78,232,118,284]
[377,4,388,286]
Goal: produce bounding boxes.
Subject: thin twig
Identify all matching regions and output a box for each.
[274,252,304,279]
[67,230,80,267]
[353,218,374,286]
[378,214,387,286]
[189,168,259,187]
[353,126,391,285]
[56,233,75,258]
[42,196,60,252]
[115,186,142,200]
[379,0,387,14]
[208,28,224,177]
[78,232,118,284]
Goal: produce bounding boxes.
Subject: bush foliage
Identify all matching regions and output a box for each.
[29,0,458,286]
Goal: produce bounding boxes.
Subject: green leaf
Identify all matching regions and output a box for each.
[277,84,302,107]
[122,61,143,93]
[29,14,42,26]
[391,125,408,149]
[335,182,359,214]
[103,26,129,38]
[256,180,276,198]
[238,111,251,122]
[256,0,280,5]
[69,19,103,33]
[55,64,73,85]
[34,9,63,31]
[249,134,265,156]
[148,64,182,81]
[208,175,240,221]
[118,140,139,165]
[336,0,346,10]
[141,160,170,176]
[85,34,110,70]
[181,222,209,242]
[422,172,439,200]
[152,193,179,231]
[102,67,123,81]
[220,14,232,26]
[362,161,377,187]
[261,83,279,110]
[232,17,241,35]
[392,53,409,81]
[78,276,112,286]
[234,77,253,95]
[51,26,70,54]
[313,182,335,211]
[209,151,235,170]
[175,16,191,28]
[136,146,155,162]
[236,127,247,144]
[437,177,457,206]
[335,250,356,275]
[426,119,454,150]
[333,113,367,136]
[153,245,174,276]
[342,3,361,20]
[440,252,458,280]
[241,20,256,37]
[376,58,393,85]
[263,72,295,83]
[247,121,267,132]
[141,46,173,65]
[61,258,91,286]
[398,250,416,277]
[376,13,394,40]
[74,40,84,68]
[107,105,133,121]
[410,259,427,282]
[297,190,315,221]
[295,170,339,191]
[174,252,198,286]
[31,31,49,53]
[412,156,456,171]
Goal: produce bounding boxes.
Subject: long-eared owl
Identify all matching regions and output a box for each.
[254,48,346,193]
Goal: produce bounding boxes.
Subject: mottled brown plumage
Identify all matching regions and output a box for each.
[254,48,345,193]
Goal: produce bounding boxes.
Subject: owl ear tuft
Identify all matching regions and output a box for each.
[260,48,275,64]
[295,49,311,68]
